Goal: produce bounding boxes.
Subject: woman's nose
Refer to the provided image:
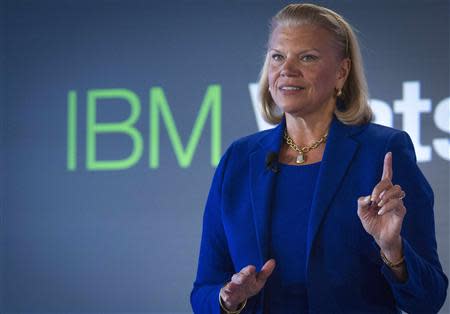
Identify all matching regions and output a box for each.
[280,58,301,77]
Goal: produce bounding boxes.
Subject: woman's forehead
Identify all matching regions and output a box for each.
[269,25,335,50]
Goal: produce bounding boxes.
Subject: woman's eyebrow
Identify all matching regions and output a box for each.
[269,48,321,54]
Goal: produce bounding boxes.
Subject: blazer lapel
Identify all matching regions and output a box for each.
[249,120,285,267]
[248,116,362,270]
[306,117,360,266]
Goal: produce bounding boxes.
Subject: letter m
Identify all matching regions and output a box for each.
[150,85,221,168]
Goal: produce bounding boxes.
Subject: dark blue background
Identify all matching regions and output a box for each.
[2,0,449,313]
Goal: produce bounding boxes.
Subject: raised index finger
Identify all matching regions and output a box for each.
[382,152,393,181]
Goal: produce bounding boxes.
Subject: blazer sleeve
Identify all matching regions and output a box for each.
[380,131,448,313]
[190,143,236,314]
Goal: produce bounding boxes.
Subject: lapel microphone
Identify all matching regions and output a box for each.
[265,152,279,173]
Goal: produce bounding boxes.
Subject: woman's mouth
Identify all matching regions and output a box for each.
[279,85,305,94]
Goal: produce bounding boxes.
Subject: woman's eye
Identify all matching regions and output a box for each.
[271,54,284,61]
[301,55,318,62]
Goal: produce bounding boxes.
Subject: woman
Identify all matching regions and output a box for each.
[191,3,448,313]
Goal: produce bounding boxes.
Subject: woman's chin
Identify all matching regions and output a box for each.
[280,106,311,117]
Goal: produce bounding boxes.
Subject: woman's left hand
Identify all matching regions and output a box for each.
[357,152,406,257]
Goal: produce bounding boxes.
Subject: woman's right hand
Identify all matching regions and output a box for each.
[219,259,276,311]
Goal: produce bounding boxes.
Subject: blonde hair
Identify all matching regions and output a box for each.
[259,3,372,125]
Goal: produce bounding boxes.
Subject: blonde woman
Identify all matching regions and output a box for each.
[191,3,448,313]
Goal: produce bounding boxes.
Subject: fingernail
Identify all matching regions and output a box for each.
[377,209,383,215]
[378,200,384,207]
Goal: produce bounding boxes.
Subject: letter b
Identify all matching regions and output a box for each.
[86,89,143,170]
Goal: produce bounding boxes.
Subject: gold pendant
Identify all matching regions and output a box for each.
[296,152,305,164]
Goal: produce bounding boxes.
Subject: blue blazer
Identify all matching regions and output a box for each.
[191,116,448,313]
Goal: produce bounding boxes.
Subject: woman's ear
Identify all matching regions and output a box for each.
[336,57,351,87]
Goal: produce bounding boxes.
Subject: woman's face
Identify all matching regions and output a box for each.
[268,24,350,118]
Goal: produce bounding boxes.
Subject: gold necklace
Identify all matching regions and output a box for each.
[283,129,328,164]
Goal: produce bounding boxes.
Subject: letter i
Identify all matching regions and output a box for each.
[67,90,77,170]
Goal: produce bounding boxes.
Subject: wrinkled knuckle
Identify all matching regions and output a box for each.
[240,273,249,282]
[357,209,362,218]
[222,294,232,303]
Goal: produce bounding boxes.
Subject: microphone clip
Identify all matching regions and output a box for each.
[265,152,279,173]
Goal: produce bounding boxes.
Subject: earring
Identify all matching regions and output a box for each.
[336,88,343,97]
